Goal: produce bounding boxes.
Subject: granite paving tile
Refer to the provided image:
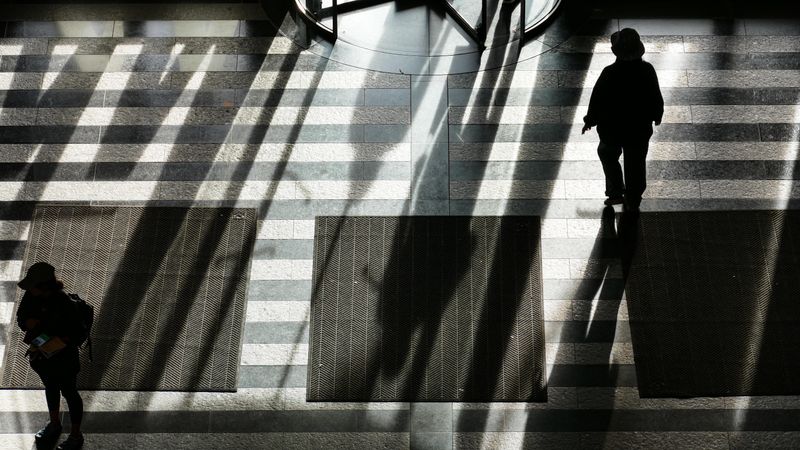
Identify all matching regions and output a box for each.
[411,432,452,450]
[745,19,800,36]
[547,364,638,387]
[239,20,281,37]
[29,162,95,181]
[62,411,209,434]
[356,410,410,432]
[253,239,314,259]
[410,404,453,433]
[0,125,99,143]
[365,88,410,106]
[207,410,360,433]
[0,240,25,260]
[105,89,237,107]
[5,21,115,38]
[0,37,47,55]
[0,412,51,433]
[247,280,312,301]
[759,124,800,141]
[243,322,310,344]
[618,18,747,36]
[365,124,410,143]
[46,37,176,55]
[237,88,365,107]
[97,125,230,144]
[237,365,308,388]
[0,55,111,72]
[113,20,240,38]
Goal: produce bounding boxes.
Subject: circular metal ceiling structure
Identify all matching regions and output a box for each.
[287,0,568,75]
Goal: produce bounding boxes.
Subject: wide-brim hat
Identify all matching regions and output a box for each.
[611,28,645,60]
[18,262,56,290]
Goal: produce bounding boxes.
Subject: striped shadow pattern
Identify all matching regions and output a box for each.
[626,210,800,398]
[307,216,545,402]
[1,206,256,391]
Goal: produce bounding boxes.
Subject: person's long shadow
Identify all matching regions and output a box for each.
[520,206,639,446]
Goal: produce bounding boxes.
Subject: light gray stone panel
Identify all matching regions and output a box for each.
[169,71,256,89]
[13,21,115,38]
[695,142,799,160]
[729,432,800,450]
[691,105,800,123]
[449,106,562,124]
[580,432,729,449]
[112,20,240,38]
[40,72,169,90]
[455,432,579,449]
[0,73,43,90]
[449,70,559,89]
[684,36,751,53]
[619,18,746,36]
[0,38,48,55]
[700,180,799,199]
[0,108,37,126]
[559,35,686,54]
[175,37,296,55]
[688,70,800,88]
[450,180,563,199]
[449,143,564,161]
[47,37,176,55]
[134,433,409,450]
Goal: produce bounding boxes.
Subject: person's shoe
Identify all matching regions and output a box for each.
[56,433,84,450]
[604,196,624,206]
[623,199,641,213]
[34,422,62,442]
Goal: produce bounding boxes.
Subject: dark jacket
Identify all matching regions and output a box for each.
[16,290,81,346]
[584,59,664,144]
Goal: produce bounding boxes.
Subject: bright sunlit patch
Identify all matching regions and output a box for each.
[734,103,800,410]
[40,44,78,90]
[0,45,23,56]
[143,44,215,165]
[50,44,78,55]
[160,43,185,84]
[64,44,144,164]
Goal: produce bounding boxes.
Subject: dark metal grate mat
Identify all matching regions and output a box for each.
[307,216,546,402]
[1,206,256,392]
[626,210,800,397]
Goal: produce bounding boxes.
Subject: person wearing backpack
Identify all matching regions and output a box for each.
[16,262,85,450]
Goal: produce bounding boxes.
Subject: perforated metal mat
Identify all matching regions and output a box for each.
[307,216,546,402]
[626,210,800,397]
[1,206,256,392]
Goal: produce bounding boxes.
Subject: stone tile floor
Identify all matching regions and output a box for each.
[0,1,799,448]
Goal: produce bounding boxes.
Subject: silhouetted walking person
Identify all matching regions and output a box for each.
[16,262,85,450]
[582,28,663,211]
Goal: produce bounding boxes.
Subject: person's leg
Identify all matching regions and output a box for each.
[59,371,83,437]
[44,380,62,425]
[622,140,649,209]
[33,366,64,441]
[597,140,625,199]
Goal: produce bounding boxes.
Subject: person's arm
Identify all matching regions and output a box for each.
[648,63,664,126]
[583,67,609,134]
[16,292,39,331]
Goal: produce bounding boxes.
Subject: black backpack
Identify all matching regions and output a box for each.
[67,293,94,361]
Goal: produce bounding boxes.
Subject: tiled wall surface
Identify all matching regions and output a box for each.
[1,2,800,449]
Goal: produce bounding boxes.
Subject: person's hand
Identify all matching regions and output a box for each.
[581,124,592,134]
[24,318,40,331]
